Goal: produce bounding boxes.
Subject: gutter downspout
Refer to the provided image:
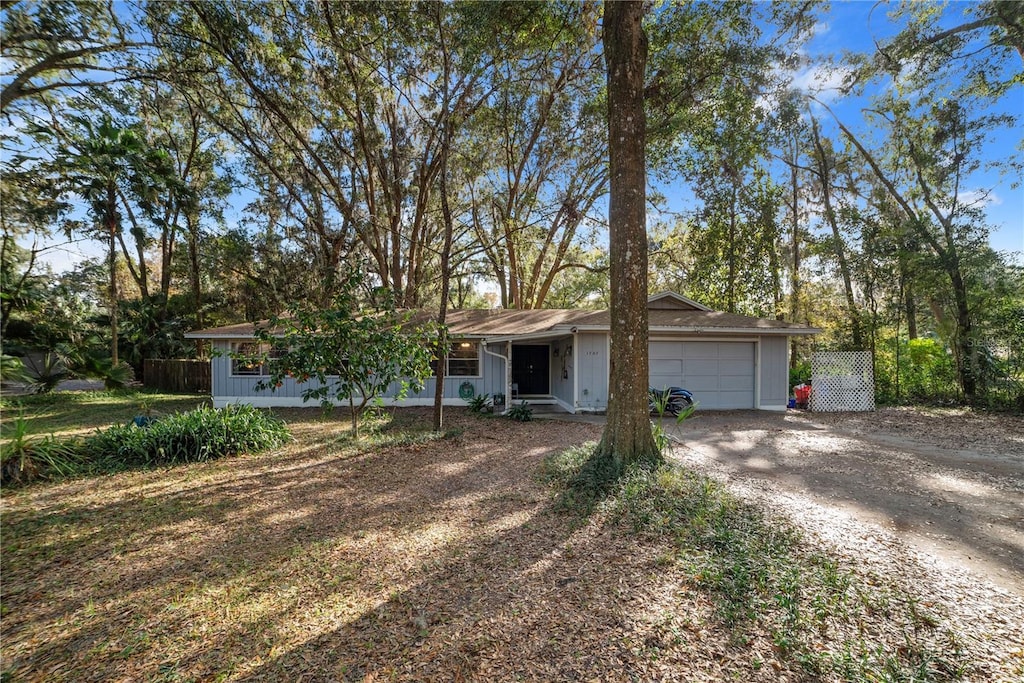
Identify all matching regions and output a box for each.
[572,331,579,412]
[482,340,510,415]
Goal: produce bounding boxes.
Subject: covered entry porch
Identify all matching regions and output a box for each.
[485,335,577,413]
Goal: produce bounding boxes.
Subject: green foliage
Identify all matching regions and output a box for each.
[0,415,83,487]
[539,442,615,515]
[67,347,134,389]
[0,355,32,385]
[1,405,288,487]
[466,393,492,414]
[84,405,289,471]
[651,419,670,453]
[876,336,960,405]
[22,352,70,394]
[788,360,811,389]
[249,270,438,438]
[505,400,532,422]
[542,451,970,679]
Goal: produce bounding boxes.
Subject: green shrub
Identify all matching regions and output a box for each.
[506,400,532,422]
[85,404,290,470]
[788,360,811,390]
[1,354,32,385]
[466,393,492,414]
[0,415,84,486]
[24,352,70,394]
[1,405,291,487]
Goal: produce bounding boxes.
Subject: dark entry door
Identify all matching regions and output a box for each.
[512,345,550,395]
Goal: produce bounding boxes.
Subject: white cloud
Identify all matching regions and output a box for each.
[809,22,831,40]
[959,189,1001,209]
[790,63,855,105]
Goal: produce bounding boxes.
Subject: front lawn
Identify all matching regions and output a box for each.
[0,390,211,442]
[0,398,1017,681]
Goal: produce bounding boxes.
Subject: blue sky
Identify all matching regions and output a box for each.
[802,1,1022,256]
[654,1,1021,258]
[18,0,1024,274]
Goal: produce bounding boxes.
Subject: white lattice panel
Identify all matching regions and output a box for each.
[810,351,874,412]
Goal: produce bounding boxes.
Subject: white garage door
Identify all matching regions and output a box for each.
[649,341,755,409]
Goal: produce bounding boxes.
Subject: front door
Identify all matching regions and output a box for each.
[512,344,550,395]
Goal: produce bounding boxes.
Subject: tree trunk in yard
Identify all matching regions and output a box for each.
[788,139,800,370]
[106,181,119,366]
[433,127,454,432]
[594,0,659,473]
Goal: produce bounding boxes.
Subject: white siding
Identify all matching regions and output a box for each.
[549,337,575,408]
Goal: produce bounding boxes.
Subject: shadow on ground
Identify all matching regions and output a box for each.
[666,409,1024,594]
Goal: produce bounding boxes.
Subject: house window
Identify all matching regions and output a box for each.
[432,340,481,377]
[231,341,267,376]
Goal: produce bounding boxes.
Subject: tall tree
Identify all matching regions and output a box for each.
[49,115,170,365]
[0,0,143,114]
[594,0,658,473]
[807,113,863,349]
[466,3,607,309]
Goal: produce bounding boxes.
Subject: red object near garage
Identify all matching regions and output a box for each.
[794,384,812,409]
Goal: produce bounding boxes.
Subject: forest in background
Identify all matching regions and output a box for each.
[2,0,1022,409]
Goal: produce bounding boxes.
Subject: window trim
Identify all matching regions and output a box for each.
[433,339,482,379]
[230,341,268,377]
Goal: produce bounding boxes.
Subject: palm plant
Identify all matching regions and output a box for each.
[49,115,174,368]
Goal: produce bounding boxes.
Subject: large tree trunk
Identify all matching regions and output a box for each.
[106,182,119,366]
[949,263,977,401]
[594,0,658,472]
[904,279,918,341]
[788,137,801,369]
[433,131,455,432]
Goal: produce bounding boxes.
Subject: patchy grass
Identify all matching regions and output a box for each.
[0,390,210,442]
[0,407,1016,681]
[1,396,290,487]
[545,444,972,681]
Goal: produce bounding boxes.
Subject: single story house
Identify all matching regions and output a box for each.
[185,292,818,413]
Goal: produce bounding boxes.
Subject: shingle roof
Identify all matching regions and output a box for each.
[186,304,817,338]
[568,309,817,333]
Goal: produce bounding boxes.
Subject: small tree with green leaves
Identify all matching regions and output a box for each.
[250,272,439,438]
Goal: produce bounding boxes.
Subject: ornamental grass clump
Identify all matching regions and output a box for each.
[0,415,84,487]
[85,404,290,470]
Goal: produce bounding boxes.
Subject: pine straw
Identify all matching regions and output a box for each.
[1,408,1020,681]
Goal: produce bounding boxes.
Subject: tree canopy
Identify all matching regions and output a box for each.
[2,0,1021,409]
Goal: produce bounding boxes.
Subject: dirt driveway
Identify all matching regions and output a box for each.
[662,408,1024,597]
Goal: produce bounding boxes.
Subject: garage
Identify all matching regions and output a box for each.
[649,340,756,410]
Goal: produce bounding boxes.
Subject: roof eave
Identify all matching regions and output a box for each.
[649,325,820,335]
[184,332,255,339]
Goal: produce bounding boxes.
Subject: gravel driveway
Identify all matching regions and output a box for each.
[664,408,1024,596]
[659,408,1024,675]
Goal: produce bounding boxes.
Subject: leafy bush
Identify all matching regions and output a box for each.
[466,393,492,414]
[876,336,960,405]
[1,354,32,385]
[1,405,290,487]
[650,395,697,454]
[85,404,290,470]
[506,400,532,422]
[0,415,84,486]
[23,352,70,394]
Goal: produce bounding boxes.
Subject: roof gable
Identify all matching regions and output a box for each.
[647,291,711,311]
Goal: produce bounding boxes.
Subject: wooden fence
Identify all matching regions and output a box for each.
[143,359,211,394]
